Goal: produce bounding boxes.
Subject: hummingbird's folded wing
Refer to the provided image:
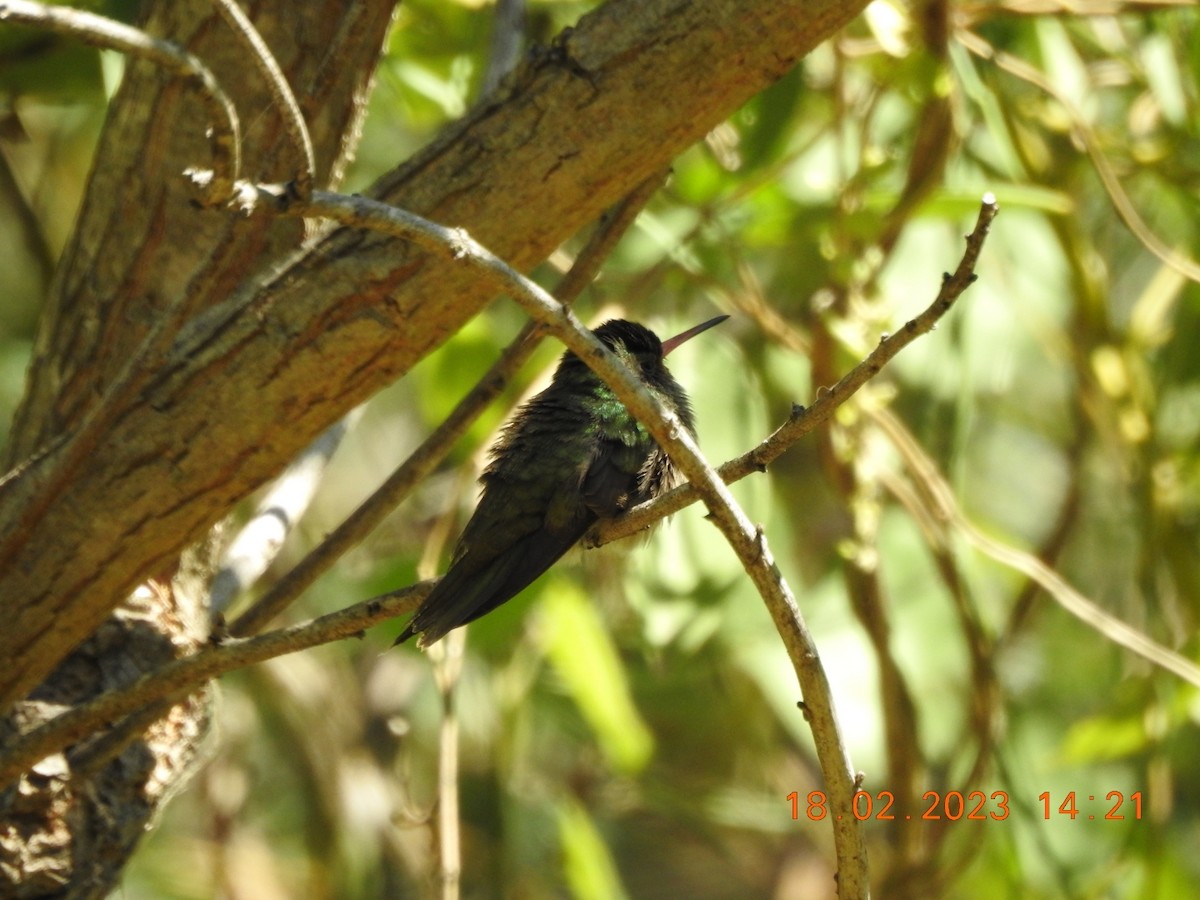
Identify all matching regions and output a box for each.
[579,436,653,518]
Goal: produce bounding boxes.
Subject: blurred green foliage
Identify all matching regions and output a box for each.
[3,0,1200,897]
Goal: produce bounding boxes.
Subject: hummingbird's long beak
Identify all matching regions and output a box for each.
[660,315,729,357]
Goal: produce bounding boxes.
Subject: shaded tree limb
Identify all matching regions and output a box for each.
[0,2,398,893]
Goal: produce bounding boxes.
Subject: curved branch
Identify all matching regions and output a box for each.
[5,190,1000,898]
[7,186,1005,900]
[0,0,240,197]
[0,2,870,715]
[960,29,1200,285]
[211,0,313,197]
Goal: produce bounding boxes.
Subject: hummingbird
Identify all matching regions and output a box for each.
[395,315,728,648]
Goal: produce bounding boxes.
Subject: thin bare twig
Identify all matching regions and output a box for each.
[877,397,1200,689]
[0,0,239,197]
[958,0,1197,25]
[966,524,1200,688]
[431,631,465,900]
[211,0,314,198]
[960,29,1200,285]
[590,194,1001,546]
[870,407,1001,885]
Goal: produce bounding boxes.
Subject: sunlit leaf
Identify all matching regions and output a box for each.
[557,797,630,900]
[539,575,655,773]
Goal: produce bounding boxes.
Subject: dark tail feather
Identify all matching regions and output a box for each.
[397,521,593,648]
[399,550,528,648]
[392,495,600,649]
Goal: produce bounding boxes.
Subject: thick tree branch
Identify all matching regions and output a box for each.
[0,3,398,893]
[4,0,397,467]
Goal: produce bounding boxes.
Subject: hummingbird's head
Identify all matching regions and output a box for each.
[588,315,729,381]
[548,315,725,442]
[592,320,665,378]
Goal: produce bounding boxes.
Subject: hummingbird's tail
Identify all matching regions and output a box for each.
[395,517,593,648]
[394,550,529,648]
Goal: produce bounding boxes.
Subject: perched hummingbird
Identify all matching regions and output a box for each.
[395,315,728,648]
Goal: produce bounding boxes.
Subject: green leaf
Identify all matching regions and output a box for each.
[556,797,630,900]
[1060,713,1148,763]
[539,575,654,773]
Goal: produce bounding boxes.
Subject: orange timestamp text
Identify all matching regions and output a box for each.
[787,790,1144,822]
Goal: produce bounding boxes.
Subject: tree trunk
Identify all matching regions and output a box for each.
[0,0,867,893]
[0,1,398,894]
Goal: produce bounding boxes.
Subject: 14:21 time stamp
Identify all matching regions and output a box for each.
[788,790,1143,822]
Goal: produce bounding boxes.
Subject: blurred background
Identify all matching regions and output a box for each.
[2,0,1199,897]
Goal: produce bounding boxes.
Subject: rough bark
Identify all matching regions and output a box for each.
[0,0,397,894]
[0,0,868,892]
[5,0,395,465]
